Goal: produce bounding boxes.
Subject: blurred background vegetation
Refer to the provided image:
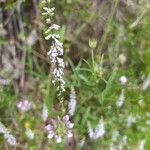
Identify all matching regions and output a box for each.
[0,0,150,149]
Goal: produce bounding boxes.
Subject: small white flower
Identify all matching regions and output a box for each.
[119,76,128,85]
[78,139,85,148]
[55,135,62,143]
[42,104,48,121]
[116,90,125,108]
[49,24,60,30]
[88,126,94,139]
[68,87,77,116]
[67,130,73,138]
[0,122,6,134]
[25,128,34,140]
[88,119,105,140]
[138,139,145,150]
[94,119,105,139]
[142,77,150,90]
[48,131,55,139]
[126,115,136,127]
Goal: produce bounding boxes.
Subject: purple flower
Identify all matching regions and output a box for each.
[63,115,74,129]
[17,99,32,112]
[4,133,16,146]
[55,135,62,143]
[48,131,55,139]
[45,115,74,143]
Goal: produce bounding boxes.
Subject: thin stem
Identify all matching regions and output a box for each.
[97,0,119,54]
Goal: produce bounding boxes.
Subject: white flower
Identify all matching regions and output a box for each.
[116,90,125,108]
[68,87,77,116]
[41,104,48,121]
[88,126,94,139]
[42,0,65,97]
[126,115,136,127]
[48,131,55,139]
[67,130,73,138]
[55,135,62,143]
[49,24,60,30]
[138,139,145,150]
[119,76,128,85]
[78,139,85,148]
[142,77,150,90]
[88,119,105,140]
[25,128,34,140]
[0,122,6,134]
[94,119,105,139]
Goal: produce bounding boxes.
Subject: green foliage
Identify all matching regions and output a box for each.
[1,0,150,149]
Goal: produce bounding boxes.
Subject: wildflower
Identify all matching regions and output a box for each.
[116,90,125,108]
[0,122,16,146]
[142,77,150,90]
[138,140,145,150]
[68,87,77,116]
[45,115,74,143]
[94,119,105,139]
[119,76,128,85]
[55,135,62,143]
[25,128,34,140]
[41,104,48,121]
[0,122,6,134]
[17,99,32,112]
[42,0,65,96]
[88,119,105,140]
[88,126,94,139]
[78,138,85,148]
[4,133,16,146]
[126,115,136,127]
